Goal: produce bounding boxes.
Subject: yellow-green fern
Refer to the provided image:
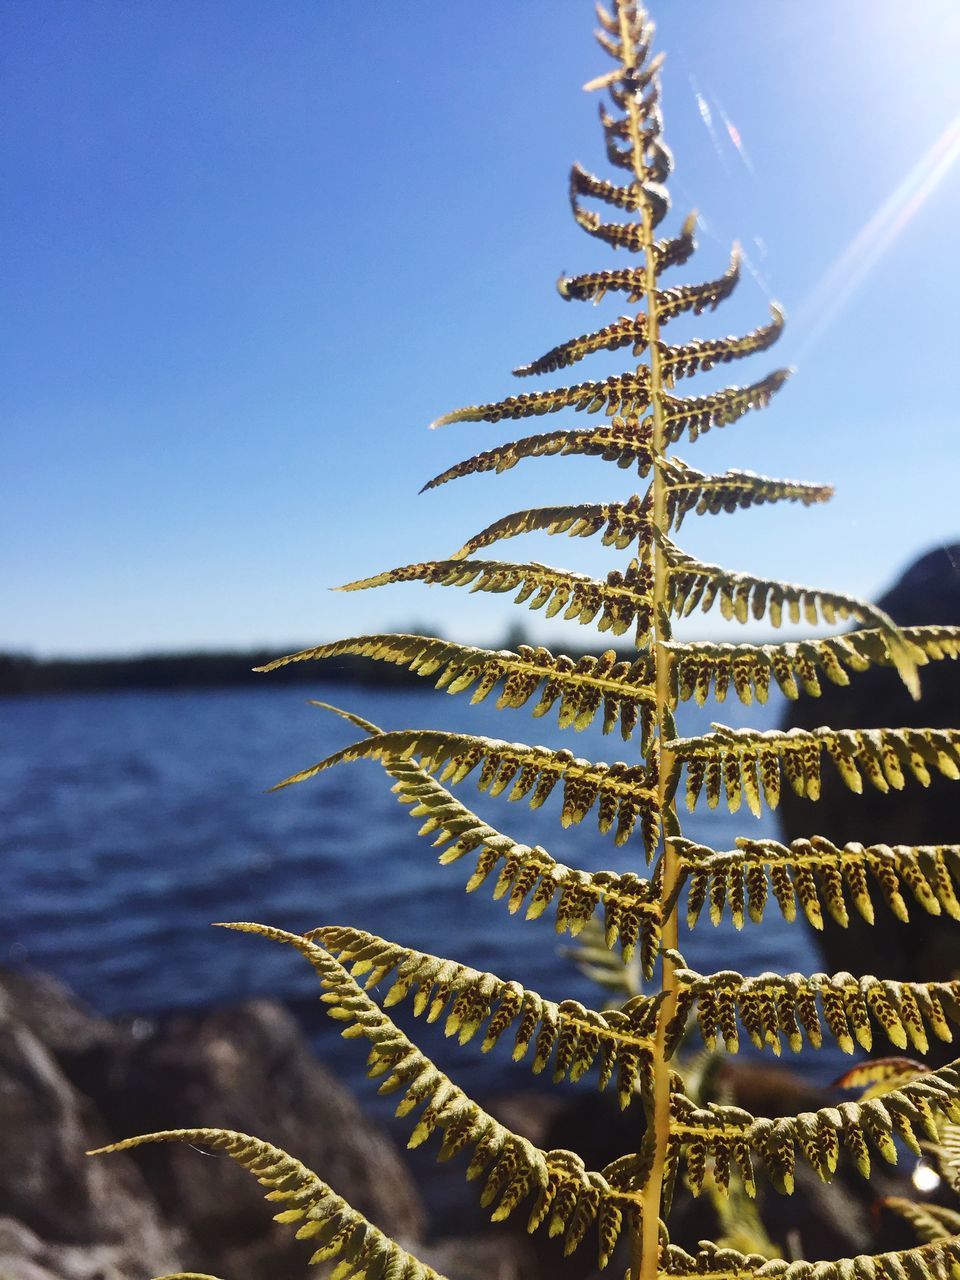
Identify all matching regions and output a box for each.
[89,5,959,1280]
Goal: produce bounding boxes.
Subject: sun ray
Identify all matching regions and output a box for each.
[794,113,960,359]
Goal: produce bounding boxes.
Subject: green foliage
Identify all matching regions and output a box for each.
[88,4,960,1279]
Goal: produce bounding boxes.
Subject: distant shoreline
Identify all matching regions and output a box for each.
[0,630,799,697]
[0,647,431,696]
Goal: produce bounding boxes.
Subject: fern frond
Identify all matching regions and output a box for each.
[666,962,960,1058]
[220,924,643,1263]
[453,495,652,559]
[570,185,695,260]
[90,1128,448,1278]
[449,469,827,563]
[420,418,653,491]
[272,726,661,851]
[660,370,792,445]
[882,1198,960,1245]
[383,751,663,971]
[301,923,661,1106]
[670,724,960,813]
[660,1235,960,1280]
[338,557,655,642]
[559,238,735,307]
[661,538,920,696]
[675,835,960,931]
[657,306,785,385]
[598,103,672,185]
[429,367,651,429]
[513,312,649,377]
[648,246,742,321]
[299,704,664,969]
[588,7,659,80]
[569,159,646,212]
[660,460,832,531]
[666,626,960,706]
[258,634,655,740]
[670,1056,960,1194]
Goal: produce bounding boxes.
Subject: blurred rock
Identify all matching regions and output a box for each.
[93,999,426,1277]
[415,1233,537,1280]
[779,543,960,985]
[0,968,424,1280]
[0,980,179,1277]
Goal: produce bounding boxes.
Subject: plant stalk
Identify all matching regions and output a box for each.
[615,6,682,1279]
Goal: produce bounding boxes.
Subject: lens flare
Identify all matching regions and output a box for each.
[794,113,960,359]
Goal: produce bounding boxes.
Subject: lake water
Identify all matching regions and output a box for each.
[1,681,846,1094]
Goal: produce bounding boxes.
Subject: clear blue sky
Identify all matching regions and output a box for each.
[3,2,959,657]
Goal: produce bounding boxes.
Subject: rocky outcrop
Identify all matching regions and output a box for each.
[778,543,960,985]
[0,968,423,1280]
[0,976,179,1279]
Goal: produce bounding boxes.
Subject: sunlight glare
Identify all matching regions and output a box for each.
[793,113,960,360]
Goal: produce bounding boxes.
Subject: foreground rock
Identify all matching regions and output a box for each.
[0,969,423,1280]
[0,974,178,1279]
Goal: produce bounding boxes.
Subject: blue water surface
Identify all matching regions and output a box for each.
[1,681,848,1095]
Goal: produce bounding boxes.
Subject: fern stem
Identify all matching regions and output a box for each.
[613,6,682,1278]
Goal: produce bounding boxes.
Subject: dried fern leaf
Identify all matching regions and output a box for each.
[599,148,671,206]
[303,923,661,1106]
[429,368,651,429]
[420,418,654,491]
[665,626,960,707]
[670,724,960,812]
[666,962,960,1059]
[661,538,920,696]
[570,184,695,259]
[586,8,660,84]
[449,470,824,566]
[569,159,646,212]
[90,1128,448,1278]
[650,246,742,321]
[513,312,649,378]
[258,634,655,740]
[675,835,960,931]
[300,702,664,969]
[557,224,705,305]
[598,101,671,183]
[660,1235,960,1280]
[271,726,660,852]
[453,496,652,560]
[659,459,832,531]
[338,557,655,643]
[669,1055,960,1194]
[660,369,792,445]
[593,0,653,44]
[383,753,663,971]
[221,924,643,1263]
[882,1199,960,1246]
[657,306,785,385]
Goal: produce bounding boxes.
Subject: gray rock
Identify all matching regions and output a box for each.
[415,1233,536,1280]
[0,985,181,1277]
[90,999,425,1277]
[0,1215,178,1280]
[0,969,427,1280]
